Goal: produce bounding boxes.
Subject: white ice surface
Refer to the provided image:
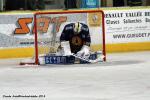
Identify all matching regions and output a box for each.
[0,51,150,100]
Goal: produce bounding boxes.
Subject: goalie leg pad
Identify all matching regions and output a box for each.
[45,55,75,64]
[44,51,102,64]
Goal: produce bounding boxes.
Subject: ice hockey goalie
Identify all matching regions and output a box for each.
[42,22,104,64]
[60,22,91,59]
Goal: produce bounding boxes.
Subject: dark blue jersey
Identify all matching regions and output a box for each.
[60,23,91,53]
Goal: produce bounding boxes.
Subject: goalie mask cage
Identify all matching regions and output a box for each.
[21,9,106,65]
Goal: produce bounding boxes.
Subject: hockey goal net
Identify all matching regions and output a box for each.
[20,9,106,65]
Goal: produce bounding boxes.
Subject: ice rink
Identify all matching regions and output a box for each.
[0,51,150,100]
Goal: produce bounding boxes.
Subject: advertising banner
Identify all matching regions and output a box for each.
[0,12,102,49]
[105,9,150,44]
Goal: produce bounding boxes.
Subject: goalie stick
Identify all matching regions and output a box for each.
[72,53,105,64]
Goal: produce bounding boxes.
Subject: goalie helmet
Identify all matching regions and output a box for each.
[73,22,82,34]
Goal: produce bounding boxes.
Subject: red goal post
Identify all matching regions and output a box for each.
[32,9,106,65]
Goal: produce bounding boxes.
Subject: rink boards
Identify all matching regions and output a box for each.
[0,7,150,58]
